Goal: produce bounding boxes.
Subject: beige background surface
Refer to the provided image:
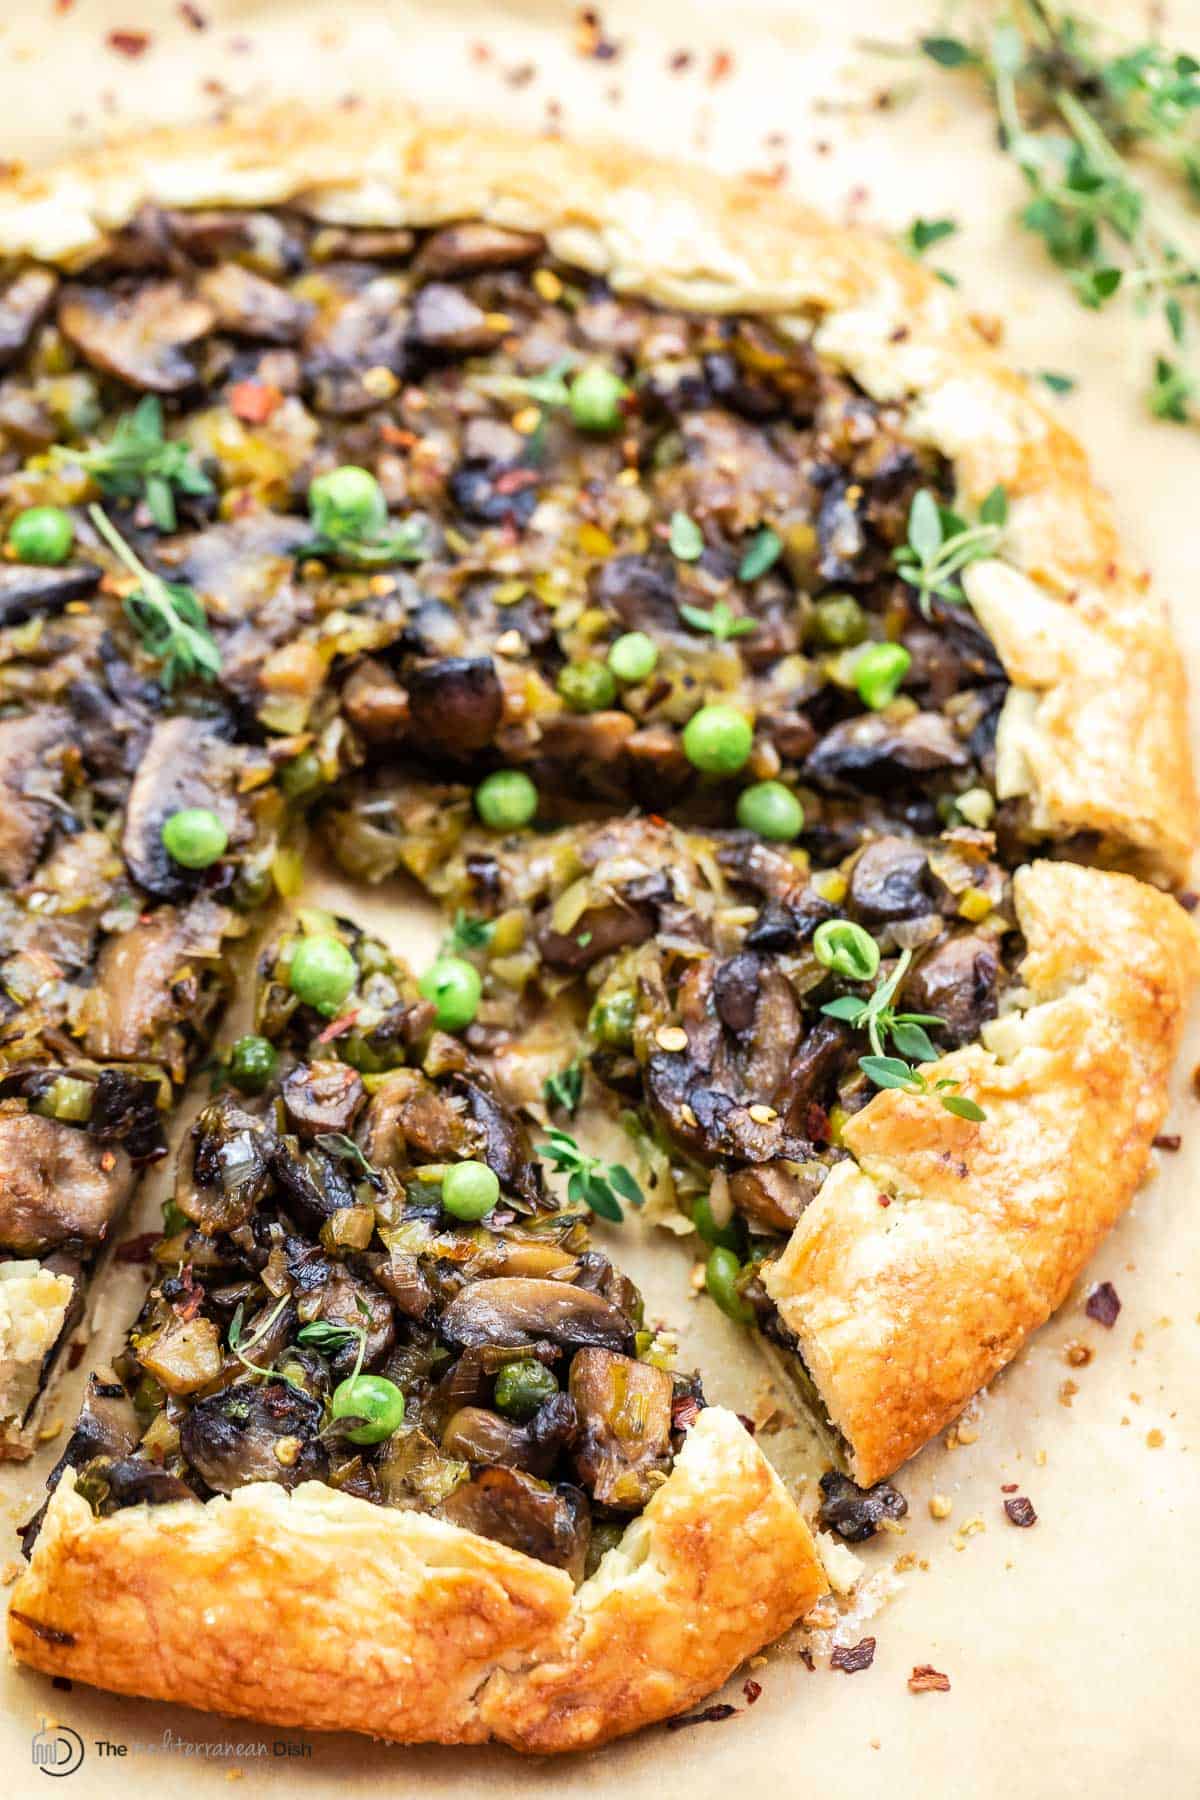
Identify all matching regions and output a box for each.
[1,1,1198,1794]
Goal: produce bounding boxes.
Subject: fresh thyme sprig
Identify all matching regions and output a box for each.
[89,504,221,690]
[894,485,1008,618]
[907,4,1200,423]
[543,1060,584,1118]
[822,947,988,1121]
[54,395,214,531]
[535,1127,644,1222]
[228,1295,290,1379]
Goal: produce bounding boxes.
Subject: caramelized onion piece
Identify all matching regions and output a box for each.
[568,1348,674,1512]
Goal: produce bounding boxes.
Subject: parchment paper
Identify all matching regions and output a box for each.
[1,3,1198,1795]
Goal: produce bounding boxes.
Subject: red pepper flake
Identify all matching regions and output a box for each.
[505,61,537,90]
[798,1647,815,1672]
[908,1665,951,1693]
[575,7,620,60]
[831,1638,876,1674]
[178,1,208,26]
[1000,1482,1019,1493]
[493,467,540,496]
[1177,890,1199,912]
[1004,1495,1037,1528]
[229,380,283,424]
[380,423,418,449]
[173,1264,203,1323]
[1153,1133,1181,1151]
[115,1232,160,1265]
[877,1193,891,1208]
[317,1008,360,1044]
[805,1101,830,1144]
[666,1703,739,1731]
[743,1679,762,1705]
[708,48,735,85]
[671,1394,701,1432]
[55,0,76,12]
[106,29,151,57]
[1085,1281,1121,1327]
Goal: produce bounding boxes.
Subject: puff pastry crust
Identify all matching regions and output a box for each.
[764,861,1199,1485]
[0,105,1192,877]
[7,1406,825,1752]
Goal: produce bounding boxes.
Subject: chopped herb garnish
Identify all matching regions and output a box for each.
[444,909,494,954]
[535,1127,644,1223]
[822,946,987,1120]
[737,526,783,582]
[1148,354,1194,422]
[228,1295,290,1379]
[1039,370,1078,394]
[903,215,959,255]
[89,504,221,689]
[894,485,1007,619]
[678,599,756,641]
[543,1059,584,1117]
[668,509,705,561]
[52,395,214,532]
[313,1132,379,1182]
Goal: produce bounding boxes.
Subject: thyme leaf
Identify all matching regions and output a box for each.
[893,485,1007,618]
[535,1127,644,1222]
[53,395,213,531]
[89,504,220,690]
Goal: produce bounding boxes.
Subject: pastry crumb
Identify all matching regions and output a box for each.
[929,1493,952,1520]
[1147,1428,1165,1448]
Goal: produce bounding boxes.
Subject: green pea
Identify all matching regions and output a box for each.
[557,659,617,713]
[493,1358,558,1421]
[419,956,482,1031]
[682,703,754,776]
[854,641,912,710]
[589,990,637,1048]
[309,464,387,538]
[441,1159,500,1221]
[692,1195,741,1253]
[330,1374,406,1445]
[161,807,229,870]
[813,918,880,982]
[736,781,804,842]
[227,1034,279,1095]
[568,365,630,433]
[8,505,74,566]
[607,631,658,684]
[289,935,358,1014]
[474,769,538,831]
[812,593,867,648]
[705,1246,755,1325]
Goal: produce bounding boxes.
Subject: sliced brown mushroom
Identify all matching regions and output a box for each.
[79,899,229,1067]
[414,223,545,279]
[453,1077,545,1210]
[409,283,505,354]
[180,1381,328,1493]
[0,561,99,629]
[175,1096,277,1236]
[120,716,245,900]
[316,1267,394,1374]
[536,894,655,974]
[904,932,1000,1045]
[0,267,58,368]
[360,1069,470,1167]
[437,1465,590,1579]
[58,281,216,393]
[847,836,935,924]
[440,1405,532,1469]
[729,1160,827,1232]
[0,707,74,886]
[440,1278,635,1354]
[806,711,968,789]
[196,263,313,343]
[280,1060,367,1138]
[405,657,503,757]
[340,658,409,743]
[0,1114,134,1254]
[568,1348,674,1511]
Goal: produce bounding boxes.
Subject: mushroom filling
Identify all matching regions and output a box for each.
[25,924,699,1577]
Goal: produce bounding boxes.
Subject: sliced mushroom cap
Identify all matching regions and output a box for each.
[0,1114,134,1255]
[0,561,98,629]
[180,1380,328,1494]
[409,283,503,354]
[45,1376,138,1490]
[441,1405,532,1469]
[779,1017,854,1135]
[106,1458,197,1507]
[120,716,244,900]
[0,267,58,368]
[437,1464,590,1579]
[270,1138,360,1234]
[454,1077,546,1210]
[80,897,229,1065]
[304,275,410,415]
[281,1060,367,1138]
[712,952,762,1035]
[589,553,680,634]
[848,836,935,924]
[196,263,313,343]
[904,932,1000,1046]
[817,1468,909,1543]
[806,710,969,789]
[0,707,74,886]
[440,1278,635,1354]
[176,1095,277,1235]
[414,223,545,278]
[340,658,410,743]
[317,1266,394,1374]
[405,657,503,756]
[59,281,216,392]
[568,1348,674,1512]
[360,1070,470,1168]
[536,896,655,973]
[729,1159,827,1232]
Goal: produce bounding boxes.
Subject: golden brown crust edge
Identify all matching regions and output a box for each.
[7,1405,825,1754]
[0,106,1192,878]
[764,862,1199,1486]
